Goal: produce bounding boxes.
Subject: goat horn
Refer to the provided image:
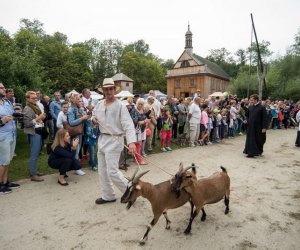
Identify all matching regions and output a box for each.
[133,170,150,184]
[183,166,195,172]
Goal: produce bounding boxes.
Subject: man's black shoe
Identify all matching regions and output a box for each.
[95,198,116,204]
[5,182,20,189]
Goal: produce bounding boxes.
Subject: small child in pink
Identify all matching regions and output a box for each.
[161,109,173,152]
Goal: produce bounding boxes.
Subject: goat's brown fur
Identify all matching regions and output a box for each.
[175,166,230,234]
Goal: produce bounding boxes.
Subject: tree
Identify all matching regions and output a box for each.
[235,49,246,66]
[207,48,232,64]
[120,51,166,93]
[160,59,175,71]
[206,48,239,78]
[124,39,149,55]
[227,71,258,98]
[246,40,273,65]
[0,27,15,85]
[19,18,45,36]
[288,27,300,56]
[37,32,71,91]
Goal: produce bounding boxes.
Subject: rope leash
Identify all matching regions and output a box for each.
[96,121,173,176]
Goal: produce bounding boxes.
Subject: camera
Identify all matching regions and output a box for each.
[12,112,24,118]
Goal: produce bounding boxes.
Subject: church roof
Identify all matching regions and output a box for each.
[192,54,230,80]
[112,73,133,82]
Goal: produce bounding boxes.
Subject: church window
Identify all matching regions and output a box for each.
[180,60,190,68]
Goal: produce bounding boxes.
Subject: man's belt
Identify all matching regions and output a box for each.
[101,133,124,137]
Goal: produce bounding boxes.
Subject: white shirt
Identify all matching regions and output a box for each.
[230,106,238,120]
[82,96,92,108]
[189,103,201,124]
[93,99,136,144]
[296,110,300,131]
[56,111,67,129]
[37,100,44,113]
[148,98,161,118]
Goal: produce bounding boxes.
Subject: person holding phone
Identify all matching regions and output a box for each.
[48,128,85,186]
[23,91,47,182]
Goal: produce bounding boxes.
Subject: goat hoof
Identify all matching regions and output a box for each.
[201,216,206,222]
[184,230,191,235]
[166,226,170,230]
[139,237,147,245]
[225,209,229,214]
[139,241,146,246]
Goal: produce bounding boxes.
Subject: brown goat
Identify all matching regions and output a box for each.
[172,164,230,234]
[121,168,194,245]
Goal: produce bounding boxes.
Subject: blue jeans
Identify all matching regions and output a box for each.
[88,144,97,167]
[73,135,82,160]
[228,127,234,137]
[28,134,42,176]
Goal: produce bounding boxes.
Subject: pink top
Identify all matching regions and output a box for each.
[200,110,208,128]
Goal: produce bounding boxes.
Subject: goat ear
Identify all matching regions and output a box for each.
[135,184,141,190]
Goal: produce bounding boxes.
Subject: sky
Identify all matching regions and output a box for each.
[1,0,299,61]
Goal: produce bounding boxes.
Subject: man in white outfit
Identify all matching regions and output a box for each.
[92,78,136,204]
[188,97,201,146]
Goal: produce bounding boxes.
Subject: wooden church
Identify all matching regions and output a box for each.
[166,25,230,98]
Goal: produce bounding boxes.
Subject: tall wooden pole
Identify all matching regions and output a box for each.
[250,13,266,99]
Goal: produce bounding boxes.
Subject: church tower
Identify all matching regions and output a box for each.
[185,24,193,55]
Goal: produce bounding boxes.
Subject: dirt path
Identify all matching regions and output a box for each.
[1,129,299,250]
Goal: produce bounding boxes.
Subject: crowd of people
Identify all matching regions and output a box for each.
[0,78,299,197]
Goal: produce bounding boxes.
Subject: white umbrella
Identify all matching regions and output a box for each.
[209,91,224,97]
[90,91,103,100]
[115,90,134,98]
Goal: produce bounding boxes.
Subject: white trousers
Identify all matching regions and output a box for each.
[97,135,128,200]
[189,123,200,144]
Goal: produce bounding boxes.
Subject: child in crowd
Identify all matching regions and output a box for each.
[84,118,100,171]
[271,104,280,129]
[219,109,227,140]
[228,112,234,138]
[161,108,173,152]
[212,109,221,143]
[207,110,213,144]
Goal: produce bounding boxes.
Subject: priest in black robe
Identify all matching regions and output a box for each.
[243,94,268,157]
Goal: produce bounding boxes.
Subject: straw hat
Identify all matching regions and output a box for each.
[97,78,120,93]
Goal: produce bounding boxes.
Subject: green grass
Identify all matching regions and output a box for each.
[9,129,56,181]
[9,129,188,181]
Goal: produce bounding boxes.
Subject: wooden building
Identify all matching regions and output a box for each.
[166,25,230,98]
[112,73,134,93]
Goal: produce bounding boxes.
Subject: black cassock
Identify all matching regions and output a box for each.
[243,103,268,156]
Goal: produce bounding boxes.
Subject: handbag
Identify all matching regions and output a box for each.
[146,127,152,136]
[63,121,83,137]
[135,125,142,141]
[35,127,49,140]
[163,123,170,131]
